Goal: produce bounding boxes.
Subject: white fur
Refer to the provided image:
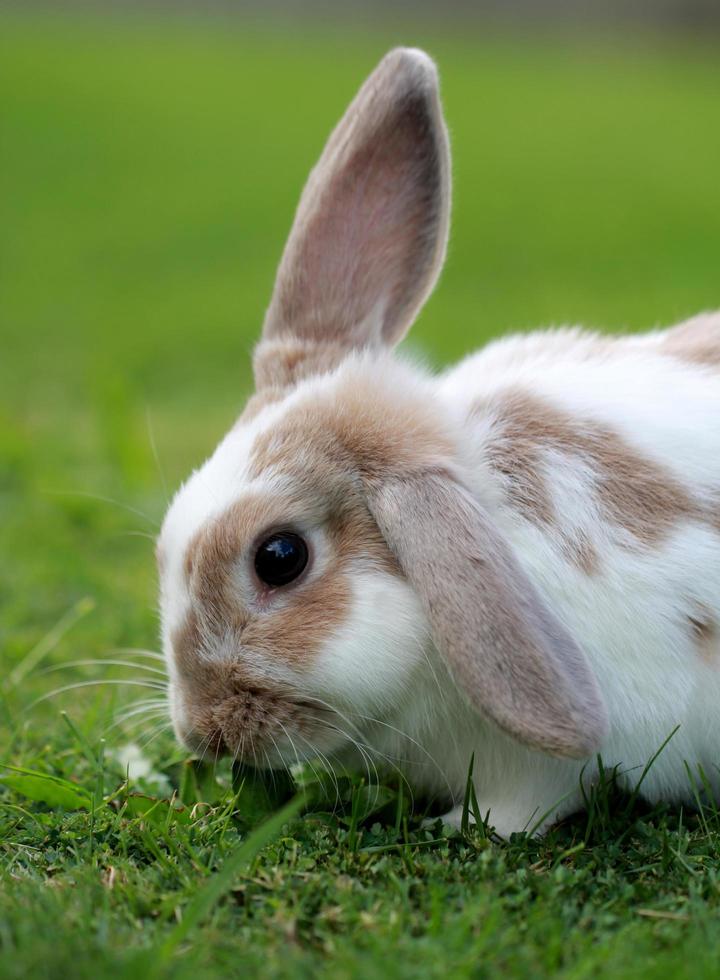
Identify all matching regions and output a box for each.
[305,570,428,716]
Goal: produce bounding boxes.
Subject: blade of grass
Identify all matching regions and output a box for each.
[347,778,364,852]
[60,711,99,770]
[622,726,680,818]
[460,753,475,838]
[7,597,95,689]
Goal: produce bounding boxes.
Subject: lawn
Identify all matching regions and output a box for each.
[2,9,720,978]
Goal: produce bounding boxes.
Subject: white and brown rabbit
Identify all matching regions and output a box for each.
[157,48,720,835]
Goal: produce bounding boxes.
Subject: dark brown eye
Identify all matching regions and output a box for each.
[254,532,308,587]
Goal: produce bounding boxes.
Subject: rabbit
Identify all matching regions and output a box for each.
[157,47,720,837]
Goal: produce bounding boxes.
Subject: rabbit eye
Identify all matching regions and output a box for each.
[254,532,309,588]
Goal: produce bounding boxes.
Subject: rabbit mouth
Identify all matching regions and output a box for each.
[177,688,343,765]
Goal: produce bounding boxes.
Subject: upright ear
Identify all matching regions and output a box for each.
[366,470,608,758]
[255,47,451,389]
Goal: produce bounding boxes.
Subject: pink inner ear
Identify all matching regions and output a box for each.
[261,49,450,360]
[295,97,439,339]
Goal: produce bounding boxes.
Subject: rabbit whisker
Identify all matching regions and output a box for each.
[29,678,169,711]
[44,489,160,529]
[40,659,168,679]
[110,707,170,734]
[112,648,166,663]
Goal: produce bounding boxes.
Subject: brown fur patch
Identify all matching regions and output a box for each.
[184,495,276,617]
[181,490,374,641]
[237,388,286,425]
[689,610,718,662]
[483,408,557,528]
[563,533,600,576]
[171,608,204,680]
[249,368,456,485]
[483,403,599,575]
[236,573,352,666]
[253,338,354,391]
[660,315,720,367]
[476,389,704,552]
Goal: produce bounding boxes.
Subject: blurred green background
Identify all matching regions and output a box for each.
[1,5,720,736]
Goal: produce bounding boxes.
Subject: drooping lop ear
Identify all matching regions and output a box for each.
[255,47,451,390]
[366,470,608,758]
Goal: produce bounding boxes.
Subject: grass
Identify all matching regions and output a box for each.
[2,9,720,978]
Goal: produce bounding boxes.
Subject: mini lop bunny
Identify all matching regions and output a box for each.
[158,48,720,835]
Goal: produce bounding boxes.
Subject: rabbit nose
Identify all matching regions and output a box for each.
[211,690,271,751]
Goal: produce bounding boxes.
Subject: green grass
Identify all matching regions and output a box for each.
[2,10,720,979]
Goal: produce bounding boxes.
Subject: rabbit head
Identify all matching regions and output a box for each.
[157,48,607,776]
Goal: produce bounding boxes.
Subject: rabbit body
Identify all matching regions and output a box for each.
[158,48,720,836]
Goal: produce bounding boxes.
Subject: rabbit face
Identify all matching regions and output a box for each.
[157,372,431,766]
